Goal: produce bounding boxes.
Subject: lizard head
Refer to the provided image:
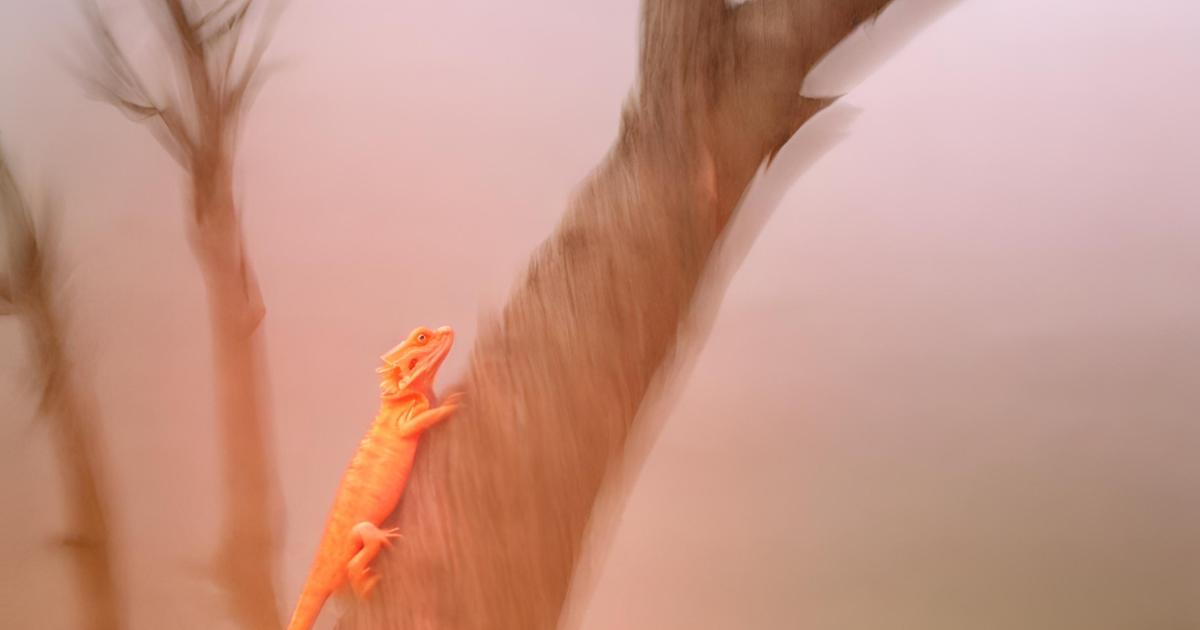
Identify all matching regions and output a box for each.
[377,326,454,398]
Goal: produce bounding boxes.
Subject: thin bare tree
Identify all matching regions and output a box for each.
[0,144,124,630]
[77,1,286,628]
[333,1,898,628]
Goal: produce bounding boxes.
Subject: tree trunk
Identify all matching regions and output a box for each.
[1,149,125,630]
[78,1,287,626]
[189,148,281,630]
[334,1,894,628]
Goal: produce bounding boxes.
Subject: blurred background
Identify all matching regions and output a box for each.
[1,0,1198,628]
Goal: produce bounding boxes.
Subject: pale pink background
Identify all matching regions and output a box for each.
[1,1,1198,628]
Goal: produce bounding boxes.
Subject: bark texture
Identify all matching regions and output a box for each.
[335,1,895,628]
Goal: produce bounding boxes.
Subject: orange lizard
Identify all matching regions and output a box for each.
[286,326,460,630]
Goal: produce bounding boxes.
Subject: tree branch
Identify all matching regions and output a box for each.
[225,1,286,113]
[332,0,896,628]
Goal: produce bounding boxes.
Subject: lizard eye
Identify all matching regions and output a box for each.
[417,334,428,343]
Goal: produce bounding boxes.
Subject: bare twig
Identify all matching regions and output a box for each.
[333,0,898,628]
[0,144,125,630]
[78,1,287,628]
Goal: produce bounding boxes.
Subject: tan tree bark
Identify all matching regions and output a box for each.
[334,1,896,628]
[79,1,286,628]
[0,146,124,630]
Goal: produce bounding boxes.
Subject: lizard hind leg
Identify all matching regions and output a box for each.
[346,522,403,600]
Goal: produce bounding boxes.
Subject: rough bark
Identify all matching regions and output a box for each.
[335,1,895,628]
[0,146,124,630]
[79,1,285,628]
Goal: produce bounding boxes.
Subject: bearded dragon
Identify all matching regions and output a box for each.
[286,326,460,630]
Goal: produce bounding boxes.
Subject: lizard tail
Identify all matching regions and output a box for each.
[286,584,329,630]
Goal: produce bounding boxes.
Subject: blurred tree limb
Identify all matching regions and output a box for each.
[0,144,124,630]
[77,1,287,628]
[335,1,896,629]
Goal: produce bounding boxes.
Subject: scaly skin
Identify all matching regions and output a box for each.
[287,326,460,630]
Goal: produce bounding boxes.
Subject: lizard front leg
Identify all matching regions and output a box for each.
[346,522,402,599]
[396,400,459,439]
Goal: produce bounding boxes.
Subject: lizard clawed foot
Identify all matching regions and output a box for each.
[378,526,403,550]
[346,522,402,600]
[353,522,402,549]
